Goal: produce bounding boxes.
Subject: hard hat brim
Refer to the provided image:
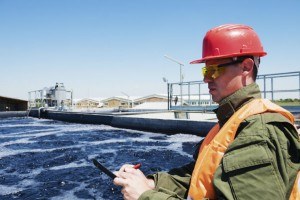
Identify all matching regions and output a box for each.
[190,52,267,64]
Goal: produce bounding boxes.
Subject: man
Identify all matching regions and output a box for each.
[174,96,178,106]
[114,24,300,200]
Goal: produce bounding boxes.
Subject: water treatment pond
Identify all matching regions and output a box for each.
[0,117,202,200]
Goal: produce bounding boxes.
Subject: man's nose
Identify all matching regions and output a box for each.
[203,75,213,83]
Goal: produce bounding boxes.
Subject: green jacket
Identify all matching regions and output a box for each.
[139,83,300,200]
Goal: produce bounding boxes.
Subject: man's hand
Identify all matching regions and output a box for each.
[113,164,155,200]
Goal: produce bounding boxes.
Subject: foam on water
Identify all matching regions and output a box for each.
[0,137,34,147]
[49,159,89,171]
[0,117,201,199]
[0,185,23,196]
[0,143,87,159]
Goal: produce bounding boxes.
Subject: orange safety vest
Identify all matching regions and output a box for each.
[188,99,300,200]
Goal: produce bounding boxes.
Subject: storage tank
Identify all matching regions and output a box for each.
[53,83,67,107]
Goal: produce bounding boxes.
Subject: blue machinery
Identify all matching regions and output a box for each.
[167,71,300,111]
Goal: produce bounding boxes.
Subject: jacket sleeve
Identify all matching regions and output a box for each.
[138,141,203,200]
[213,113,300,200]
[138,161,195,200]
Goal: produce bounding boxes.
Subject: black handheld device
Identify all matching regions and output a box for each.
[92,159,117,179]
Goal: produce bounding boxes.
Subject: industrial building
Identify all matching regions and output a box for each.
[133,94,168,106]
[74,98,103,109]
[0,96,28,111]
[101,96,135,108]
[28,83,73,109]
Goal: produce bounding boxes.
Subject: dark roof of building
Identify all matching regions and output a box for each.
[0,95,28,102]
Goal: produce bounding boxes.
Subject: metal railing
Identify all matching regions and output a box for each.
[167,71,300,111]
[257,71,300,100]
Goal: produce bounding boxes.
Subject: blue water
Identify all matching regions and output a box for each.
[283,106,300,113]
[0,117,201,200]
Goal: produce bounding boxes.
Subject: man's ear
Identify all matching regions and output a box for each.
[241,58,255,86]
[242,58,254,75]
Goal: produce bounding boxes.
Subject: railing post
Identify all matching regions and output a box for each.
[263,75,266,98]
[271,77,274,101]
[299,72,300,100]
[170,84,173,109]
[188,83,191,105]
[198,83,201,106]
[167,83,170,110]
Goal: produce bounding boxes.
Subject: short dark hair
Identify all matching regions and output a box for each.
[253,65,258,81]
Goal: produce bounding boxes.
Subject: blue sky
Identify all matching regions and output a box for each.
[0,0,299,100]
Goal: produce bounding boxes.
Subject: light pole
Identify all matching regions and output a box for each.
[121,91,130,108]
[164,55,184,107]
[162,77,170,110]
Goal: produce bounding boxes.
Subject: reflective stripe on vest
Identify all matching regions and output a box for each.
[188,99,299,200]
[289,172,300,200]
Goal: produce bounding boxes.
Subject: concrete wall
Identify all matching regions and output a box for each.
[45,111,114,125]
[29,109,215,136]
[111,116,214,136]
[0,111,27,118]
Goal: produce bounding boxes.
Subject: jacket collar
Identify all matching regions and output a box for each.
[214,83,262,126]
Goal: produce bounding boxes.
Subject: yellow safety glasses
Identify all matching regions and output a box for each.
[202,60,243,79]
[202,65,226,79]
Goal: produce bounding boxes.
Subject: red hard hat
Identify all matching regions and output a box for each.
[190,24,267,64]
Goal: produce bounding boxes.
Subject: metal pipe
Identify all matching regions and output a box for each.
[164,55,184,109]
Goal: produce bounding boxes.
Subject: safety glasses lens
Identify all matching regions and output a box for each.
[202,66,225,79]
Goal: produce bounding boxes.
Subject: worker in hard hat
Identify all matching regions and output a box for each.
[114,24,300,200]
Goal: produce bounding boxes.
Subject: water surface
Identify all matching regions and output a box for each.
[0,117,201,199]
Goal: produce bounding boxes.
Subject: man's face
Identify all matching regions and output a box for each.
[203,58,244,103]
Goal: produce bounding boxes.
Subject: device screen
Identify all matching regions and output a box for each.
[92,159,116,179]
